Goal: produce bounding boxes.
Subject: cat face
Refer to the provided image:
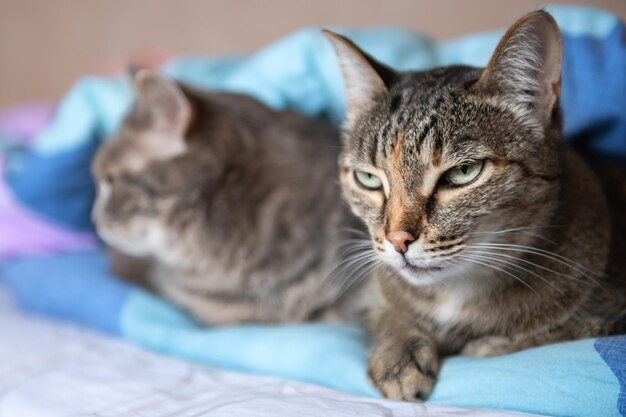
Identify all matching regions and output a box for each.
[91,71,212,261]
[92,132,181,257]
[326,13,564,286]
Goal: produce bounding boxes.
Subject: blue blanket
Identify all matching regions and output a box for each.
[1,5,625,417]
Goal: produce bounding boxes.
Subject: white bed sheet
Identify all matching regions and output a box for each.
[0,289,539,417]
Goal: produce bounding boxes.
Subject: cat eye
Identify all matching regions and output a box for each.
[444,160,484,186]
[354,171,383,190]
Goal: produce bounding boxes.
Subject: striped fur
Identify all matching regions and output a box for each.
[92,71,371,325]
[326,11,626,401]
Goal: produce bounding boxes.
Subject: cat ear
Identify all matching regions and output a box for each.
[477,11,562,127]
[132,69,193,135]
[324,30,398,130]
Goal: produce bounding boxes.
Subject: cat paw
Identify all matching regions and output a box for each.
[368,336,439,401]
[461,336,514,357]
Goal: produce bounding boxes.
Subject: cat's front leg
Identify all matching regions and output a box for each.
[367,308,439,401]
[368,331,439,401]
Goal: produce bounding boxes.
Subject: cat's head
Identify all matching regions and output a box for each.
[91,70,224,261]
[326,11,564,286]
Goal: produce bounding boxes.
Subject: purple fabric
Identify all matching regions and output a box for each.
[0,102,56,145]
[0,104,98,260]
[0,159,98,259]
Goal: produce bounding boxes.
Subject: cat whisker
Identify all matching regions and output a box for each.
[329,258,372,297]
[465,246,592,286]
[458,254,538,294]
[339,238,372,243]
[342,253,379,280]
[469,225,561,245]
[324,248,378,286]
[463,250,565,295]
[337,239,373,250]
[326,254,370,282]
[341,257,380,292]
[337,244,374,257]
[337,227,369,237]
[337,257,384,299]
[470,225,562,234]
[471,242,601,284]
[472,242,594,271]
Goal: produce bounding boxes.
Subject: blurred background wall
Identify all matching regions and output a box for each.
[1,0,625,108]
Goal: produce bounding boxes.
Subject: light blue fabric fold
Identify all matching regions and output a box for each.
[121,290,378,397]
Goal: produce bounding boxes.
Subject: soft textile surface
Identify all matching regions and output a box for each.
[1,5,625,417]
[0,290,538,417]
[2,251,623,417]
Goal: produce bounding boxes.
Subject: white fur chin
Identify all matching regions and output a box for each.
[97,224,166,258]
[100,232,150,257]
[397,267,450,287]
[395,265,481,326]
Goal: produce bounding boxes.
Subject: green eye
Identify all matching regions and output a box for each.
[354,171,383,190]
[445,160,484,186]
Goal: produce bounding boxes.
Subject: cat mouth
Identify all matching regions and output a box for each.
[395,261,447,286]
[403,262,444,275]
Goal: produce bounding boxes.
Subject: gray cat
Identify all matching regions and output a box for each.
[325,11,626,401]
[91,70,371,325]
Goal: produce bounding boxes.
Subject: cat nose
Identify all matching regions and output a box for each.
[386,231,416,254]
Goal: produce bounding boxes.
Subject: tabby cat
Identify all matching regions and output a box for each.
[325,11,626,401]
[92,70,369,325]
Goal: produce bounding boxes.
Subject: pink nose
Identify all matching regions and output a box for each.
[386,231,416,254]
